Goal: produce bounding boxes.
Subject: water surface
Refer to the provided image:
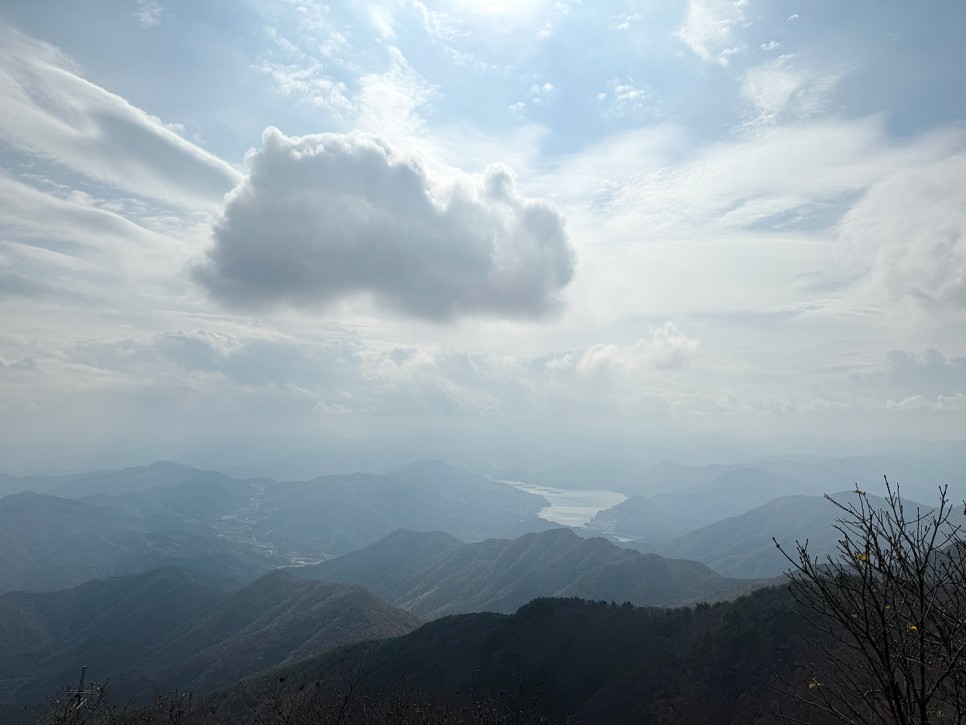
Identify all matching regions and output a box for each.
[498,479,626,527]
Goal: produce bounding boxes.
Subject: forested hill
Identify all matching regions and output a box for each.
[233,585,823,724]
[296,527,754,618]
[0,568,420,718]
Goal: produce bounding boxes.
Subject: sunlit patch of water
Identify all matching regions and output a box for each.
[497,479,626,527]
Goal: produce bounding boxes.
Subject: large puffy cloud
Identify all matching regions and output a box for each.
[197,127,574,321]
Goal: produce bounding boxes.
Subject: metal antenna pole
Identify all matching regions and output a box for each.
[76,666,86,706]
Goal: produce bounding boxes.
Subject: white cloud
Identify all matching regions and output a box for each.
[413,1,465,42]
[521,115,966,334]
[597,78,650,118]
[258,60,354,116]
[279,0,351,58]
[837,151,966,310]
[574,323,702,374]
[367,4,397,39]
[0,173,188,289]
[741,55,841,125]
[676,0,747,66]
[358,344,510,417]
[197,127,575,322]
[413,0,573,43]
[548,116,956,243]
[260,15,438,139]
[0,23,239,208]
[135,0,163,28]
[355,47,438,142]
[3,0,966,466]
[314,399,352,415]
[858,349,966,400]
[258,8,357,119]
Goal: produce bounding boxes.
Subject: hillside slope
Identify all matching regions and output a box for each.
[588,466,821,539]
[134,570,420,692]
[250,460,548,557]
[0,459,551,594]
[646,489,954,578]
[238,586,816,724]
[0,568,234,710]
[298,527,752,618]
[0,568,420,715]
[0,491,282,594]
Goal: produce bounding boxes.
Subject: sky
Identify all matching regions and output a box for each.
[1,0,965,474]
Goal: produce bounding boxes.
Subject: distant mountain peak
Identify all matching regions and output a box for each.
[300,526,747,619]
[525,527,580,542]
[380,528,464,545]
[145,460,194,471]
[395,459,460,474]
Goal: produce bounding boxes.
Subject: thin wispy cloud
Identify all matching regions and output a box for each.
[0,24,239,208]
[135,0,163,28]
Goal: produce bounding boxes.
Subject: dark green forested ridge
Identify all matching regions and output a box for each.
[0,568,420,719]
[202,585,822,724]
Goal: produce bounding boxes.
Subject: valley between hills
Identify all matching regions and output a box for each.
[1,453,964,723]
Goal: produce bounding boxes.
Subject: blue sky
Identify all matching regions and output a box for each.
[1,0,965,473]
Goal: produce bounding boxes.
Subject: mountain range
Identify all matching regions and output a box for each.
[2,453,958,723]
[0,460,549,594]
[510,453,966,504]
[0,490,282,594]
[230,586,816,725]
[296,527,752,618]
[586,467,825,539]
[641,488,962,578]
[0,567,420,718]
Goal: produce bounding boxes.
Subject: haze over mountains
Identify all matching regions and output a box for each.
[0,452,961,720]
[0,489,284,594]
[586,467,825,538]
[1,454,958,594]
[0,460,548,594]
[3,0,964,718]
[296,527,749,618]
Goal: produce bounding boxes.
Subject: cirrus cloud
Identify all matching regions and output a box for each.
[836,151,966,310]
[0,23,239,209]
[197,127,575,322]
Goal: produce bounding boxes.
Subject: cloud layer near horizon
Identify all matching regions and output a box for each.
[197,128,575,322]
